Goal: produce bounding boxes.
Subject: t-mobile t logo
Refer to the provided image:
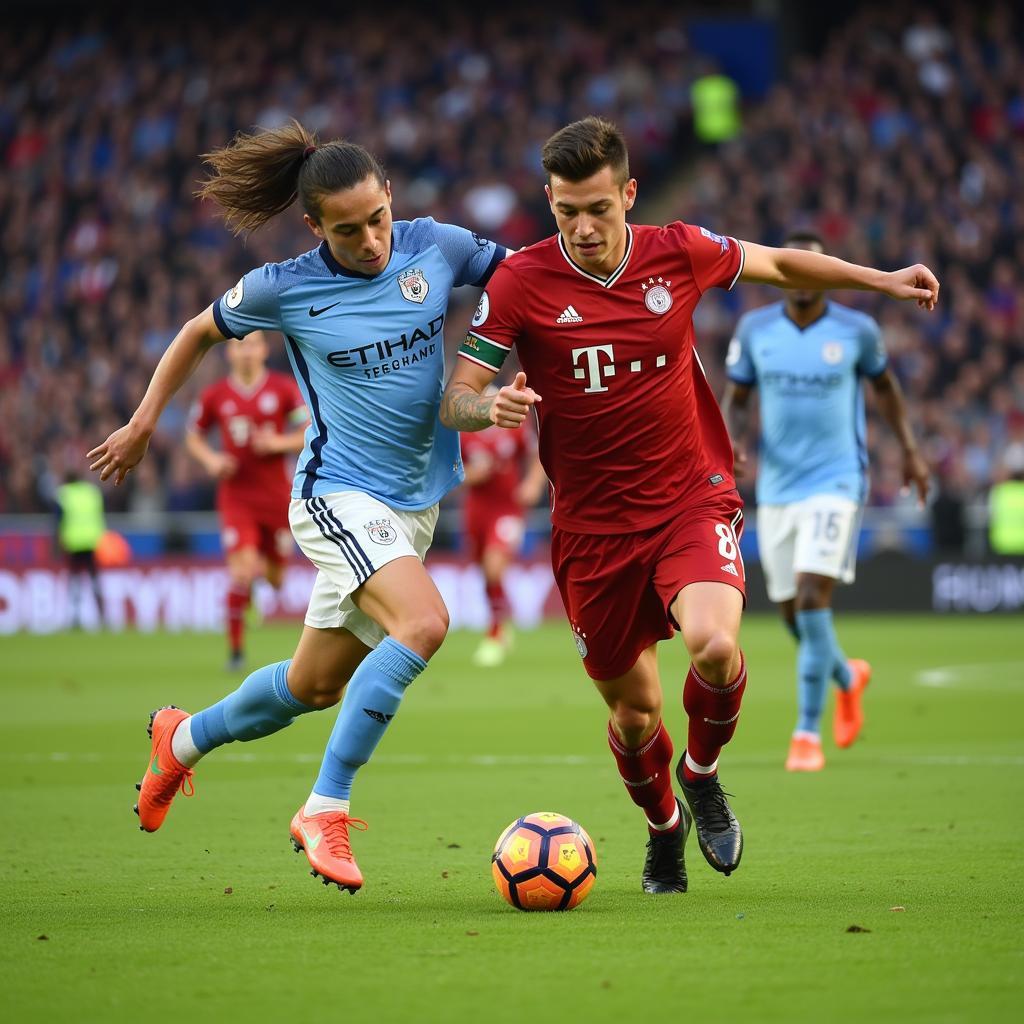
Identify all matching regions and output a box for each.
[572,345,616,393]
[572,344,668,393]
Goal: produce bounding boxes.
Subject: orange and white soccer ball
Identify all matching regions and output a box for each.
[491,812,598,911]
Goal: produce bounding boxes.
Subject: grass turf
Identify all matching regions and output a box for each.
[2,614,1022,1023]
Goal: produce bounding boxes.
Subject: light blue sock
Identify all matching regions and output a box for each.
[190,660,313,753]
[795,610,834,736]
[312,637,426,800]
[832,653,852,690]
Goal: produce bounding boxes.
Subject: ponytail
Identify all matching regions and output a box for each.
[196,119,386,235]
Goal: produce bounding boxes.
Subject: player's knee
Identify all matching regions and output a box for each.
[393,606,449,661]
[689,631,739,682]
[609,701,661,747]
[285,666,345,710]
[794,584,828,611]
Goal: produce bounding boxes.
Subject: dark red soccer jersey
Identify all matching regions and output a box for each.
[461,423,533,515]
[458,222,743,533]
[191,371,306,513]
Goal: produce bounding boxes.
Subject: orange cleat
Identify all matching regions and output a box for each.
[135,706,195,832]
[785,734,825,772]
[290,807,368,893]
[834,658,872,749]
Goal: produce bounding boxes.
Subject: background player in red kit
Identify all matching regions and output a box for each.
[460,404,546,667]
[441,116,939,896]
[187,330,308,669]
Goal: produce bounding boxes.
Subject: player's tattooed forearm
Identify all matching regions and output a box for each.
[441,387,493,430]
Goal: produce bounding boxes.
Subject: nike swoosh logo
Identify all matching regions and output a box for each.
[150,755,163,776]
[300,826,322,851]
[309,302,340,317]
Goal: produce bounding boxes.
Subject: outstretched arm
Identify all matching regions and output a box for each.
[721,381,755,479]
[89,305,227,485]
[869,367,929,504]
[739,242,939,311]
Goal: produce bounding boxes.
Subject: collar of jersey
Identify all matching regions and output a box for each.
[318,235,395,280]
[557,224,633,288]
[783,300,831,332]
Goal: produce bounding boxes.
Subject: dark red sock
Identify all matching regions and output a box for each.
[607,720,679,833]
[681,653,747,783]
[485,579,509,638]
[227,584,249,654]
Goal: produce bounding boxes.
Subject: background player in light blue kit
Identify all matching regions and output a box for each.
[722,229,928,772]
[88,120,506,890]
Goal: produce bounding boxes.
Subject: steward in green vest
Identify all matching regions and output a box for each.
[989,470,1024,555]
[55,471,107,626]
[691,68,742,145]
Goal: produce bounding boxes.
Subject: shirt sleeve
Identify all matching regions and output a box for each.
[422,218,508,288]
[212,263,283,340]
[725,314,757,385]
[856,314,888,378]
[457,260,521,374]
[678,222,745,294]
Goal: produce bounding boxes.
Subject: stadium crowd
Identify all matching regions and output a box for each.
[1,2,1021,539]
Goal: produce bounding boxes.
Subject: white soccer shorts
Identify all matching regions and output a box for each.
[289,491,439,648]
[756,494,862,603]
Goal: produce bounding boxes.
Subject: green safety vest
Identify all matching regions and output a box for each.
[690,74,741,143]
[989,480,1024,555]
[56,481,106,553]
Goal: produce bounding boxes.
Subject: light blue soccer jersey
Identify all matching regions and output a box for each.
[213,219,505,509]
[726,300,887,505]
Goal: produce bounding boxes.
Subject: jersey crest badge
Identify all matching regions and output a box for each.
[821,341,843,365]
[641,277,673,315]
[365,518,398,545]
[398,268,429,304]
[571,623,588,659]
[258,392,279,414]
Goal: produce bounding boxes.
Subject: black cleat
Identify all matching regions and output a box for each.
[676,761,743,875]
[642,797,691,894]
[226,652,245,673]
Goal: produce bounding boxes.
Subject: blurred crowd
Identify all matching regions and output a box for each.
[673,2,1024,511]
[1,2,1022,536]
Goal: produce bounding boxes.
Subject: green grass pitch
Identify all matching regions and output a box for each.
[3,614,1022,1022]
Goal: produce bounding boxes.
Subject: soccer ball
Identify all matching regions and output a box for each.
[491,812,598,911]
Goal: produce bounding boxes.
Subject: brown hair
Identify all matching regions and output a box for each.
[541,116,629,186]
[195,119,386,234]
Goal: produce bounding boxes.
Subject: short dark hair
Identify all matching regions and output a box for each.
[541,117,629,186]
[783,228,825,249]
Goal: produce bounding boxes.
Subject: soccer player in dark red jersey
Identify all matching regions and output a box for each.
[440,116,939,895]
[460,407,546,666]
[186,330,308,669]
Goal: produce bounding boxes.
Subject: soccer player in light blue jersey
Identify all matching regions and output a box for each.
[88,121,507,891]
[722,229,929,772]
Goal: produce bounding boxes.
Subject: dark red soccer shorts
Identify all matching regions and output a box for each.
[464,506,524,563]
[218,498,293,566]
[550,492,745,681]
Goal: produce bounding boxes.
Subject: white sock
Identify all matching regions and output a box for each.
[647,802,681,832]
[684,751,718,777]
[170,717,204,768]
[303,793,351,817]
[793,730,821,743]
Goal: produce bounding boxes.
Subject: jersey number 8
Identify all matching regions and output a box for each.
[715,522,739,561]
